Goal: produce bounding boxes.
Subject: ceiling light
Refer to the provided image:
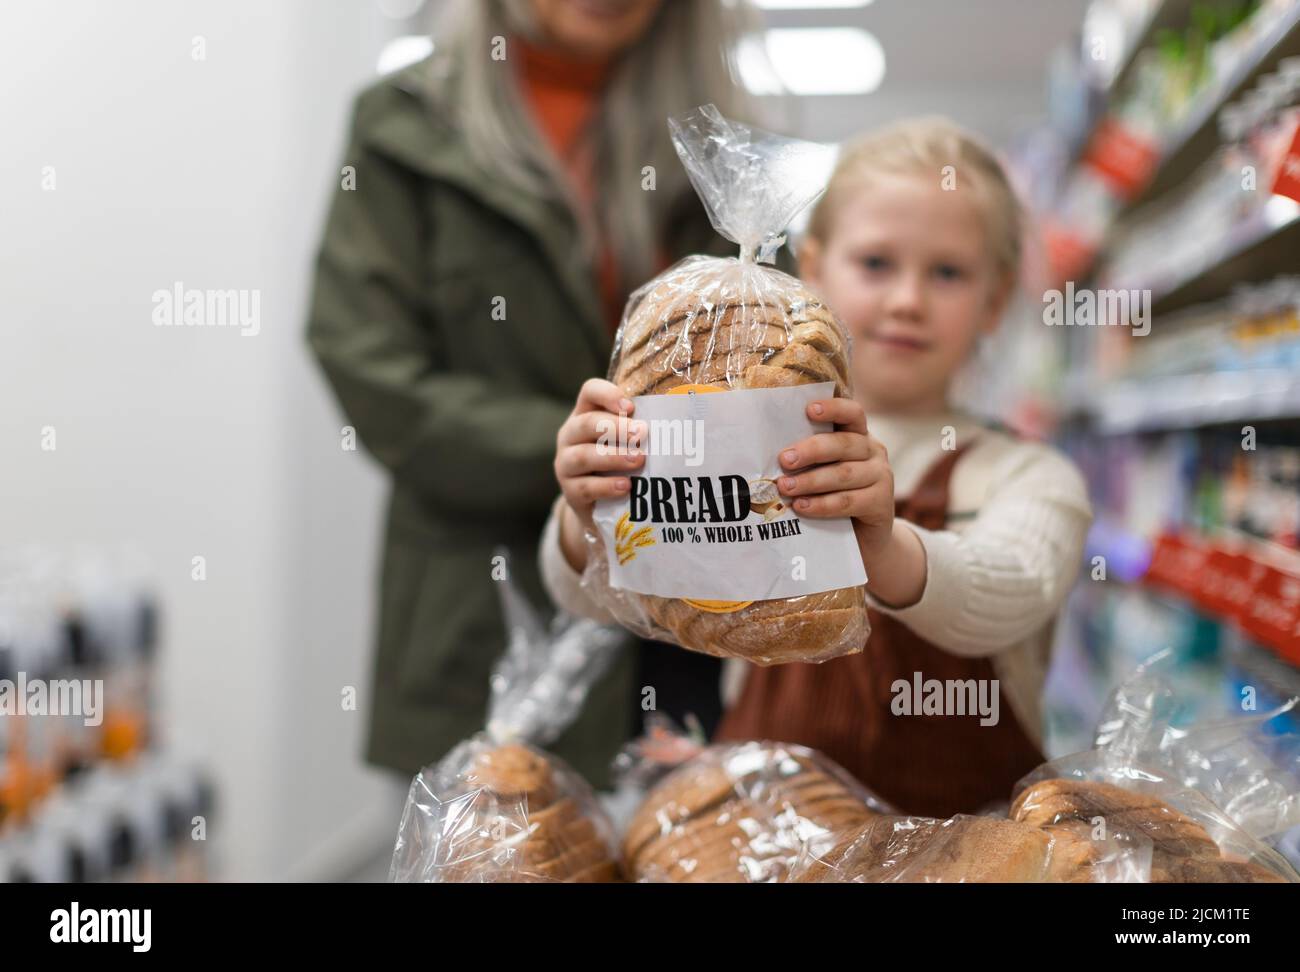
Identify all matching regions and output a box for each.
[738,28,886,96]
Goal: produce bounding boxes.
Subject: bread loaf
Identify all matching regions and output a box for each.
[435,743,624,883]
[1011,778,1217,878]
[621,741,881,883]
[603,256,868,664]
[791,814,1099,883]
[1010,777,1289,883]
[789,777,1293,883]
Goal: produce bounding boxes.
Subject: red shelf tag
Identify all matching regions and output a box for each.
[1240,564,1300,666]
[1144,531,1300,666]
[1144,533,1206,599]
[1083,117,1160,200]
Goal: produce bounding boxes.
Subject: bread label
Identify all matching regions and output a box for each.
[594,381,867,601]
[666,384,727,397]
[680,597,754,613]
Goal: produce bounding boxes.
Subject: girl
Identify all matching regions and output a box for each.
[540,118,1092,817]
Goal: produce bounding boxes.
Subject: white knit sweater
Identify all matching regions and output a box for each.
[538,411,1093,745]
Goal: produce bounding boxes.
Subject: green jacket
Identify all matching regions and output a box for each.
[304,59,735,787]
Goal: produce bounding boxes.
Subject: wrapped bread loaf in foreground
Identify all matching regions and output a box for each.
[1011,778,1290,883]
[390,571,628,883]
[790,814,1102,883]
[613,272,850,399]
[584,106,869,664]
[392,741,623,883]
[622,741,888,883]
[791,776,1296,883]
[608,266,867,664]
[455,743,622,883]
[791,662,1300,884]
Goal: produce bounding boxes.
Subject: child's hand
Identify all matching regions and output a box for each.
[555,379,646,528]
[776,398,895,561]
[553,379,647,573]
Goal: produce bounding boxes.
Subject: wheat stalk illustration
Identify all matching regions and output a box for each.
[615,511,655,565]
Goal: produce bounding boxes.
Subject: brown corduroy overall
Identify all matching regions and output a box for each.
[714,444,1046,817]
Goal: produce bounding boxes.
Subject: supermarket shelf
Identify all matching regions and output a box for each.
[1068,368,1300,433]
[1092,522,1300,581]
[1153,197,1300,313]
[1068,0,1190,166]
[1085,520,1153,583]
[1107,196,1300,315]
[1107,0,1193,93]
[1120,2,1300,215]
[1085,523,1300,671]
[1096,1,1187,97]
[1144,529,1300,668]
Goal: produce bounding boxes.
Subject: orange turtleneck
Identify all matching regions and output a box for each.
[515,38,624,334]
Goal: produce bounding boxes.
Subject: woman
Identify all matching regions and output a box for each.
[305,0,757,788]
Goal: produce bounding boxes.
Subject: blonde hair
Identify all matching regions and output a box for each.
[424,0,760,292]
[806,117,1023,284]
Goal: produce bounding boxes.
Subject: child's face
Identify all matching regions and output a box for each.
[801,173,1009,415]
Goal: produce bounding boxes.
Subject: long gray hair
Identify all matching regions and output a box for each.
[424,0,760,290]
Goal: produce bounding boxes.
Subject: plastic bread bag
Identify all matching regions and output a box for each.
[611,712,710,791]
[1009,752,1299,883]
[1093,648,1300,842]
[621,739,892,883]
[788,812,1151,883]
[580,105,869,665]
[389,560,629,883]
[602,713,708,833]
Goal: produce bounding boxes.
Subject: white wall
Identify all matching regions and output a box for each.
[0,0,407,880]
